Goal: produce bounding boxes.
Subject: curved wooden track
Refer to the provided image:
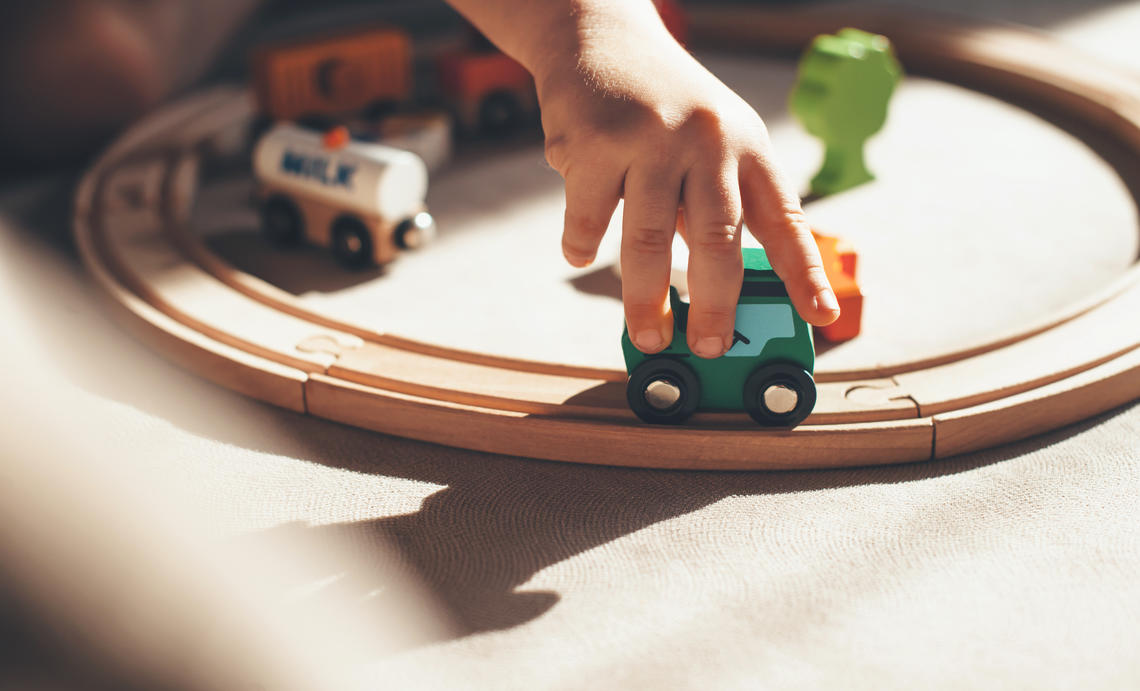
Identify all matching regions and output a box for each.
[73,6,1140,470]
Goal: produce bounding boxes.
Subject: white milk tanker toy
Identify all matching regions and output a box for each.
[253,123,436,268]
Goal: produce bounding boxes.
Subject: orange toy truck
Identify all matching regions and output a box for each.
[252,26,412,122]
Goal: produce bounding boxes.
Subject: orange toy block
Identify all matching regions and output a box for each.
[812,229,864,342]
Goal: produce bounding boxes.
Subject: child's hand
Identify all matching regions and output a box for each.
[535,12,840,357]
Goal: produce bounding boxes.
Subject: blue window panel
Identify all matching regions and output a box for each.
[725,303,795,357]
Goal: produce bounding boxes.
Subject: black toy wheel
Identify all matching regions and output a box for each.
[247,116,274,148]
[393,212,437,250]
[260,196,304,247]
[626,358,701,425]
[742,362,816,428]
[331,216,374,269]
[362,99,399,122]
[477,91,524,137]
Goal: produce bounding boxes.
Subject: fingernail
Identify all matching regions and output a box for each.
[634,329,664,351]
[694,336,724,358]
[814,289,840,314]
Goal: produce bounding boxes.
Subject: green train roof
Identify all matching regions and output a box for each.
[742,247,777,277]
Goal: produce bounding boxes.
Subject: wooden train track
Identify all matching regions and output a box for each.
[72,6,1140,470]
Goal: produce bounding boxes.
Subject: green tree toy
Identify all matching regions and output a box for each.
[790,28,902,197]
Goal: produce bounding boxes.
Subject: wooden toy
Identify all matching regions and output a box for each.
[72,5,1140,471]
[437,43,537,136]
[252,123,436,268]
[617,229,865,343]
[812,229,864,342]
[251,26,412,123]
[623,249,817,427]
[791,28,902,196]
[349,110,454,173]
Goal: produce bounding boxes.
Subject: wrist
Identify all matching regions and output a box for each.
[525,1,678,96]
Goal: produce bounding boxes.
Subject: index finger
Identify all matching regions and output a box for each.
[739,153,839,326]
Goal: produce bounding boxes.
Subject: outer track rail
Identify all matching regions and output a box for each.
[73,7,1140,469]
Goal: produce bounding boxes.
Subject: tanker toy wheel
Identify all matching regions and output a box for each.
[478,91,524,137]
[260,196,303,247]
[331,217,374,269]
[247,116,274,147]
[295,114,336,132]
[743,363,816,428]
[393,212,437,250]
[627,358,701,425]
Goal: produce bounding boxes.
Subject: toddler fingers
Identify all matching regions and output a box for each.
[621,165,684,353]
[739,154,839,326]
[681,162,743,359]
[561,169,623,267]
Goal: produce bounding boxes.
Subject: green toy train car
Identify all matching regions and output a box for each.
[621,248,817,427]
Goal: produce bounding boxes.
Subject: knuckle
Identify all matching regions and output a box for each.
[564,208,611,237]
[781,206,812,231]
[632,190,682,221]
[645,107,677,134]
[796,264,831,291]
[682,106,730,140]
[689,304,737,326]
[625,226,673,256]
[544,136,570,173]
[689,223,742,258]
[756,188,809,229]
